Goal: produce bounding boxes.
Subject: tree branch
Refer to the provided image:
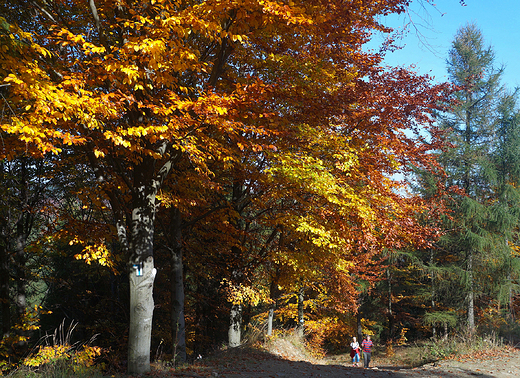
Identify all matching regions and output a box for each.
[30,0,57,23]
[88,0,111,53]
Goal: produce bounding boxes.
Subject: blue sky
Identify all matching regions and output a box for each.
[369,0,520,88]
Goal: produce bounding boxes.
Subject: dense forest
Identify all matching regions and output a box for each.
[1,0,520,375]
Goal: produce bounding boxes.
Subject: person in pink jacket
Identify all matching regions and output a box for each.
[349,336,360,367]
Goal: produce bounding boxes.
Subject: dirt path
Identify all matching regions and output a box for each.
[175,347,520,377]
[407,348,520,378]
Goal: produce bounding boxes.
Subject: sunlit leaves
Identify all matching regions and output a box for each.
[72,242,116,272]
[221,278,265,306]
[0,0,454,358]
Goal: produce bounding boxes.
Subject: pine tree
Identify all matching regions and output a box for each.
[487,93,520,318]
[437,23,508,332]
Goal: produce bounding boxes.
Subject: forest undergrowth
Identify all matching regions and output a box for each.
[5,328,516,378]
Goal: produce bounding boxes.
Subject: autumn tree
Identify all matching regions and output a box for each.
[2,0,452,372]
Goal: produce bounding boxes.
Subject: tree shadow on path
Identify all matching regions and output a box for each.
[172,346,517,378]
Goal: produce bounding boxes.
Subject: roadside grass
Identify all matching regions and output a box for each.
[6,348,108,378]
[374,333,506,368]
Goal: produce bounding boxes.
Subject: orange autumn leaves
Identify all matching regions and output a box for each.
[1,0,450,312]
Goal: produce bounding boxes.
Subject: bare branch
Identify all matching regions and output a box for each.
[88,0,102,35]
[30,0,58,23]
[87,0,111,53]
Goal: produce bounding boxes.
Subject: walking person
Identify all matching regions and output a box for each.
[361,335,373,368]
[349,336,360,367]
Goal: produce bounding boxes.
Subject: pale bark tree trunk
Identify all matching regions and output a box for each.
[297,287,304,337]
[507,238,514,319]
[387,268,394,342]
[128,256,156,374]
[126,163,161,375]
[430,250,437,338]
[431,300,437,338]
[268,269,281,337]
[267,306,274,336]
[86,132,178,376]
[228,303,242,347]
[467,250,475,333]
[170,207,186,363]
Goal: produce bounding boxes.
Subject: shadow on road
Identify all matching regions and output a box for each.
[192,348,499,378]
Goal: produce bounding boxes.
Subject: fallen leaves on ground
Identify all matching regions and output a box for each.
[446,345,517,363]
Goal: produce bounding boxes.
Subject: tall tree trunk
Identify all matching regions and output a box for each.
[88,145,178,375]
[467,250,475,333]
[431,296,437,338]
[430,249,437,338]
[13,226,28,349]
[357,309,363,342]
[170,207,186,363]
[507,241,514,319]
[13,158,29,347]
[267,306,274,336]
[13,228,27,321]
[297,287,304,337]
[0,238,9,339]
[127,165,159,375]
[356,294,364,341]
[387,268,394,343]
[128,256,156,374]
[0,162,8,339]
[268,270,280,337]
[509,271,514,319]
[228,303,242,347]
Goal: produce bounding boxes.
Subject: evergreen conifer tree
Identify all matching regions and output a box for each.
[434,23,520,332]
[487,93,520,318]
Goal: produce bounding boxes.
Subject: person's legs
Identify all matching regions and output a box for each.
[365,352,371,368]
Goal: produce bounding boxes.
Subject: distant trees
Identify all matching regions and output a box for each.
[0,154,58,358]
